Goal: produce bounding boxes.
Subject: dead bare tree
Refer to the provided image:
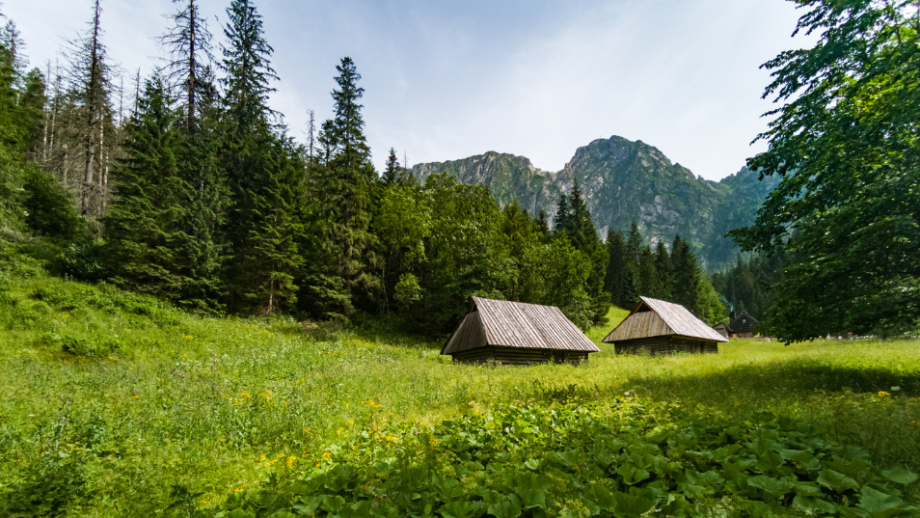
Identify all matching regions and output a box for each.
[160,0,213,133]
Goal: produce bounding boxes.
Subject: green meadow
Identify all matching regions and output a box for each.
[1,273,919,517]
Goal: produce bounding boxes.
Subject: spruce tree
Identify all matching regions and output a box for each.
[670,235,702,315]
[382,147,400,186]
[220,0,303,313]
[654,240,672,300]
[625,221,642,264]
[536,210,549,236]
[637,245,664,299]
[104,75,187,299]
[554,193,570,234]
[304,57,378,319]
[604,229,625,305]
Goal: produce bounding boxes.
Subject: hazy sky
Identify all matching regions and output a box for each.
[5,0,810,181]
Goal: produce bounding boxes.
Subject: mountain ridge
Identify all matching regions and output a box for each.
[411,135,778,271]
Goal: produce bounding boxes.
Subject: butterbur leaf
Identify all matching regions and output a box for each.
[617,463,650,485]
[817,469,860,493]
[524,458,539,471]
[612,488,657,517]
[794,482,824,497]
[793,495,837,516]
[228,509,256,518]
[487,495,522,518]
[594,449,615,466]
[514,488,545,509]
[583,485,616,513]
[438,500,484,518]
[320,495,347,513]
[856,487,913,518]
[881,467,918,485]
[747,475,795,497]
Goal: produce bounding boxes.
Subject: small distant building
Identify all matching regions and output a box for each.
[729,311,759,338]
[603,296,728,355]
[441,297,600,365]
[712,322,733,339]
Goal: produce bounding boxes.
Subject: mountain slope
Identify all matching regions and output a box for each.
[410,136,778,270]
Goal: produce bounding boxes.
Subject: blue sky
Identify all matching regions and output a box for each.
[6,0,810,180]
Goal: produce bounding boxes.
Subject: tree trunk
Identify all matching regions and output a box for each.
[188,0,196,133]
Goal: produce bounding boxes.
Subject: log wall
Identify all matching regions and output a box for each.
[615,336,719,356]
[450,346,590,366]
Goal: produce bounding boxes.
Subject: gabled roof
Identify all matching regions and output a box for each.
[729,311,759,334]
[441,297,600,355]
[603,296,728,343]
[713,321,733,331]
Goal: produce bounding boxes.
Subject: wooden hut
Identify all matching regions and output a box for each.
[603,296,727,355]
[441,297,600,365]
[729,311,758,338]
[712,322,733,339]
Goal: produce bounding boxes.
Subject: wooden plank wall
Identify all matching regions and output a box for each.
[450,347,590,366]
[615,337,719,356]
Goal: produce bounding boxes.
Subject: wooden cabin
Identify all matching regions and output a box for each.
[712,322,733,339]
[729,311,758,338]
[603,296,728,355]
[441,297,600,365]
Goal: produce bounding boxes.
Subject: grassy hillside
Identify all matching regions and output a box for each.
[1,274,918,516]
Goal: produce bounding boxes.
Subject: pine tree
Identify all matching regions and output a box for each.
[304,57,378,319]
[161,0,214,133]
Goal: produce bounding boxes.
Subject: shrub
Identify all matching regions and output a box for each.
[55,334,121,358]
[21,168,83,240]
[52,238,110,283]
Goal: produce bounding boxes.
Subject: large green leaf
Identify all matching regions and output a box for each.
[514,488,545,510]
[856,487,914,518]
[438,500,484,518]
[487,496,522,518]
[881,467,918,485]
[617,463,650,485]
[611,488,657,518]
[817,469,860,493]
[792,495,837,516]
[747,475,795,497]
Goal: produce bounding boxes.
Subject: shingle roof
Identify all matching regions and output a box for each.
[441,297,600,355]
[603,296,728,343]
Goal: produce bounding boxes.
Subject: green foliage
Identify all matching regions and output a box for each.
[21,167,83,239]
[1,272,919,517]
[730,0,920,341]
[204,401,918,518]
[105,75,188,299]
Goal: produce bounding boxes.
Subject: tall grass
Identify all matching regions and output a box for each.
[0,274,918,516]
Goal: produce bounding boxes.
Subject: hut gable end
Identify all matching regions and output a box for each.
[603,296,728,344]
[441,297,600,360]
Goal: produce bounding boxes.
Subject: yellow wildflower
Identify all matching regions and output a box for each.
[234,488,244,492]
[878,391,891,397]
